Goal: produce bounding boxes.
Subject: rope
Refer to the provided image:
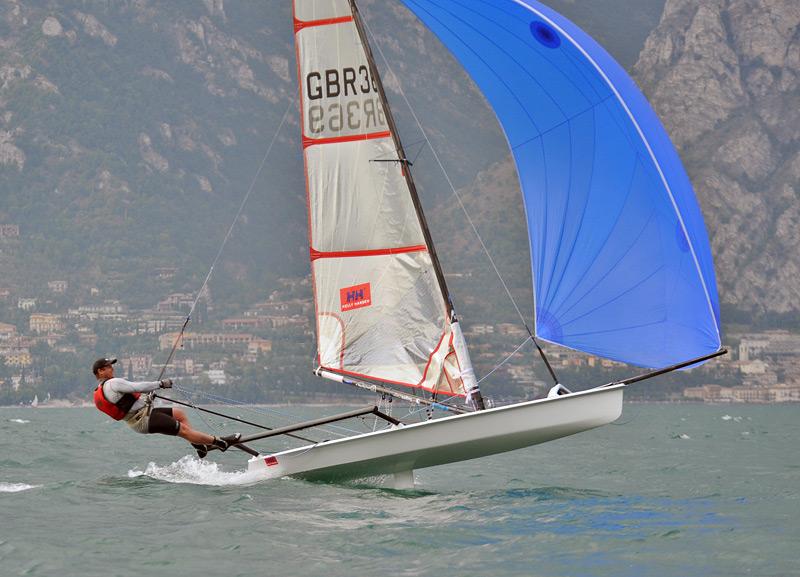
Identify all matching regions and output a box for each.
[148,98,295,430]
[172,385,363,438]
[477,335,534,384]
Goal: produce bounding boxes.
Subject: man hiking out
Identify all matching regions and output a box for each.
[92,357,239,458]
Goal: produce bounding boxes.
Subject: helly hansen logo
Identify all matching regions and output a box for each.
[340,283,371,312]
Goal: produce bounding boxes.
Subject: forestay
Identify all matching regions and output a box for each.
[293,0,473,397]
[402,0,722,368]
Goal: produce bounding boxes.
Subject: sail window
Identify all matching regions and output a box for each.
[530,20,561,49]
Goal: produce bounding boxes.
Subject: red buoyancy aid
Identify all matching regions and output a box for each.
[93,379,141,421]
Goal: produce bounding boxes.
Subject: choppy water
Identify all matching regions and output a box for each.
[1,404,798,576]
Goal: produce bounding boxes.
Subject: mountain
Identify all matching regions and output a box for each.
[0,1,304,306]
[435,0,800,332]
[0,0,671,320]
[632,0,800,326]
[0,0,796,403]
[0,0,527,308]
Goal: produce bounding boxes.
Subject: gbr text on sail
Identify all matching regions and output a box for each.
[306,66,387,134]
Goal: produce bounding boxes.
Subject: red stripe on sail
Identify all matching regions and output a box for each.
[294,15,353,34]
[303,131,391,149]
[310,245,427,261]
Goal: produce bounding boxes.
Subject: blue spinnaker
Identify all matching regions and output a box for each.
[401,0,721,368]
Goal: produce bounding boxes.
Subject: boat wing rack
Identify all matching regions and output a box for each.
[207,406,402,455]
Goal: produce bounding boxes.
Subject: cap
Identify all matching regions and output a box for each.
[92,357,117,375]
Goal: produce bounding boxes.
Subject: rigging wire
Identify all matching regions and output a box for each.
[477,335,534,385]
[173,385,364,438]
[148,98,296,431]
[154,97,296,383]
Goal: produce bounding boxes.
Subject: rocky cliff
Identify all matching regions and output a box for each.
[633,0,800,320]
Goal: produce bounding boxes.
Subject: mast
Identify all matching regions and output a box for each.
[348,0,450,315]
[348,0,485,410]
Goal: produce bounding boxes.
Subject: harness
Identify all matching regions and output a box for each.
[93,379,141,421]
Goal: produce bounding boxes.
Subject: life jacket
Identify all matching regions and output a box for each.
[93,379,141,421]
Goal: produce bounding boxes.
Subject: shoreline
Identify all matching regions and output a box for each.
[2,399,798,409]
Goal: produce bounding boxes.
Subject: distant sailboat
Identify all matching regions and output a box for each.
[31,395,38,408]
[192,0,724,487]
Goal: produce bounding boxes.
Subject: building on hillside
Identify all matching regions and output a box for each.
[35,334,64,347]
[29,313,63,334]
[497,323,527,338]
[769,384,800,402]
[222,317,263,331]
[739,331,800,361]
[205,369,227,385]
[467,324,495,336]
[0,347,32,367]
[170,357,199,376]
[121,355,153,379]
[47,280,68,294]
[506,364,537,385]
[136,310,185,334]
[250,298,312,317]
[156,293,195,312]
[0,322,17,341]
[739,359,768,374]
[77,328,98,347]
[155,267,177,280]
[67,301,125,321]
[263,315,309,330]
[17,298,36,311]
[683,383,800,403]
[683,385,731,402]
[246,338,272,362]
[159,332,254,351]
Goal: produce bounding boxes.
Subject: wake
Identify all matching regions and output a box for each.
[128,455,263,486]
[0,482,41,493]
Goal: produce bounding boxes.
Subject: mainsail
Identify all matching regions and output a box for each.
[401,0,722,369]
[293,0,478,399]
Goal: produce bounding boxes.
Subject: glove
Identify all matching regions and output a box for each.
[160,378,173,389]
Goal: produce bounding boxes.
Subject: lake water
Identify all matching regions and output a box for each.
[1,403,798,576]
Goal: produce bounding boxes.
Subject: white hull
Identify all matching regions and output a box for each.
[247,384,625,484]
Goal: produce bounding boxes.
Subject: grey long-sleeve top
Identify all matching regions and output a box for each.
[99,377,162,415]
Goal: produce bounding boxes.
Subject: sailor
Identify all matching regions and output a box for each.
[92,357,239,458]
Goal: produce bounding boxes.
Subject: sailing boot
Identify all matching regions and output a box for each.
[191,443,209,459]
[211,433,241,452]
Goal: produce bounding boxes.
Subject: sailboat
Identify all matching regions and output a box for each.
[194,0,724,487]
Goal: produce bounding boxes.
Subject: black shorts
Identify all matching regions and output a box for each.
[148,408,181,436]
